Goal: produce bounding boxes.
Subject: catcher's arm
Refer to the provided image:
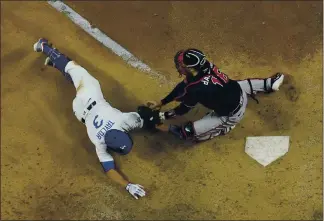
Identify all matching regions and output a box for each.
[147,81,187,109]
[159,93,198,121]
[137,99,196,130]
[161,103,193,119]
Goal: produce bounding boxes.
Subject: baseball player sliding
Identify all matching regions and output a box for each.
[137,49,285,141]
[33,38,146,199]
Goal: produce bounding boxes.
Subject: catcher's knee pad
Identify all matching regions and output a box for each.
[168,121,196,140]
[247,78,273,93]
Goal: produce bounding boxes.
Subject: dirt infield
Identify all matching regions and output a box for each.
[1,1,323,220]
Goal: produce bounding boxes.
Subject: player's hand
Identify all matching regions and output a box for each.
[146,100,162,110]
[126,183,146,199]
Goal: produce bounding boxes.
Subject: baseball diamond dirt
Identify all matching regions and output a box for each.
[1,1,323,220]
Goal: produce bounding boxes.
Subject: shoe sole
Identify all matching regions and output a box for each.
[44,57,50,65]
[272,74,284,91]
[33,38,49,52]
[33,42,40,52]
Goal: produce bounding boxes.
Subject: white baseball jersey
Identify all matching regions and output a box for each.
[85,101,143,163]
[65,61,143,164]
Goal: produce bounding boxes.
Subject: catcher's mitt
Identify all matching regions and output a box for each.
[137,105,162,129]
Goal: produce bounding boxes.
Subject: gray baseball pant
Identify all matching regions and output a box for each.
[193,77,272,141]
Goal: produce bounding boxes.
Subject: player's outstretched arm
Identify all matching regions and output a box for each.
[97,146,146,200]
[106,169,146,200]
[106,168,129,187]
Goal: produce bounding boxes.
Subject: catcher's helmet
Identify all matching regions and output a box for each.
[174,48,210,76]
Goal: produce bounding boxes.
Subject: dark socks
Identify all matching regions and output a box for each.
[42,44,73,83]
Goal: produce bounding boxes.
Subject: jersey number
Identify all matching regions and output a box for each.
[202,68,229,86]
[93,115,103,129]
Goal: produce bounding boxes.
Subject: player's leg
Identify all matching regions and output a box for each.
[64,61,104,100]
[167,113,236,141]
[168,92,248,142]
[33,38,74,84]
[33,38,104,100]
[33,38,108,123]
[193,112,237,141]
[237,73,284,95]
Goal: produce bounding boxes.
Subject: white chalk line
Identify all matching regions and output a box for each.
[47,0,168,83]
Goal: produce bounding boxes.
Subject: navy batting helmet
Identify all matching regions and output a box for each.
[104,129,133,155]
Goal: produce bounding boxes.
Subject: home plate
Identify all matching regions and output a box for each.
[245,136,290,167]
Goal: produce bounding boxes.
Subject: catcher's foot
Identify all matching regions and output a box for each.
[219,125,236,136]
[270,73,284,91]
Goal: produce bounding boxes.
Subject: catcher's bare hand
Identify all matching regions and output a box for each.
[146,100,162,110]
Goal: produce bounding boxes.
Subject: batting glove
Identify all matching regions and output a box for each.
[126,183,146,199]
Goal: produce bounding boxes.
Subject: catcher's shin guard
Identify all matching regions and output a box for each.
[168,125,183,139]
[168,122,196,140]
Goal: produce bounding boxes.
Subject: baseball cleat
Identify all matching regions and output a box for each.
[219,125,236,136]
[270,73,284,91]
[168,124,184,139]
[44,57,54,67]
[33,38,50,52]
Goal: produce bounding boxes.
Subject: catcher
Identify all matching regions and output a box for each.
[137,48,284,141]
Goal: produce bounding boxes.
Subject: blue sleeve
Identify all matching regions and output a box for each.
[101,161,115,172]
[95,144,115,172]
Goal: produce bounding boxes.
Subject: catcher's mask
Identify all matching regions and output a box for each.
[104,129,133,155]
[174,48,211,78]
